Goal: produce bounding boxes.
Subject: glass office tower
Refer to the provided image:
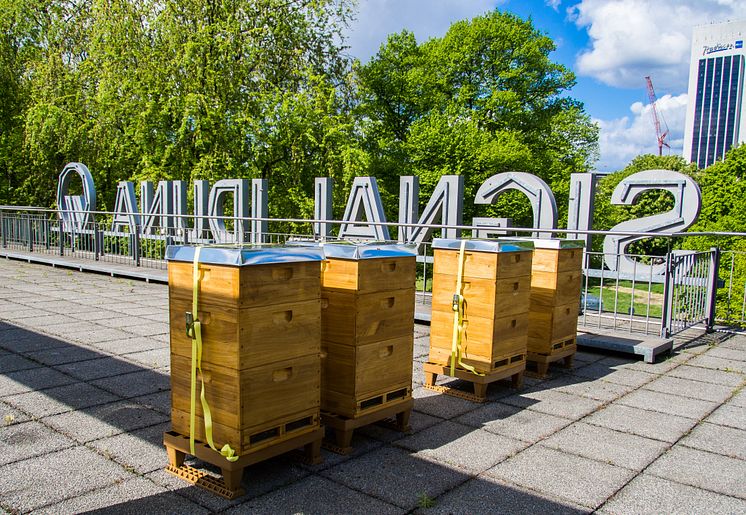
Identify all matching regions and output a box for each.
[683,21,746,169]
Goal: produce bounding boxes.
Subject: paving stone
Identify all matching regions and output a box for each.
[642,375,736,403]
[487,446,635,509]
[122,347,170,369]
[303,432,385,472]
[456,402,571,442]
[40,476,209,514]
[621,352,692,374]
[705,403,746,430]
[687,353,746,373]
[0,353,42,373]
[24,344,103,366]
[706,346,746,362]
[729,387,746,408]
[0,446,130,512]
[54,355,144,381]
[501,389,605,420]
[668,364,745,387]
[0,330,71,353]
[572,365,658,388]
[412,386,481,420]
[358,410,442,443]
[539,376,634,402]
[397,421,527,473]
[572,350,605,364]
[91,369,171,398]
[321,446,470,510]
[680,422,746,460]
[0,420,76,466]
[68,308,130,321]
[68,327,138,344]
[14,313,78,329]
[646,445,746,499]
[5,382,120,418]
[420,475,590,515]
[96,316,150,330]
[0,367,76,397]
[0,400,30,426]
[92,336,165,355]
[585,404,697,443]
[540,422,669,471]
[132,391,171,415]
[228,474,402,515]
[616,389,718,420]
[42,321,104,338]
[139,312,170,323]
[90,422,170,474]
[43,400,169,443]
[599,474,746,515]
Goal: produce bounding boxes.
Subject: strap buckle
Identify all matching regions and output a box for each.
[452,294,460,312]
[186,311,196,339]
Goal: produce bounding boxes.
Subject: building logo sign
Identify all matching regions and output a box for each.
[702,40,743,55]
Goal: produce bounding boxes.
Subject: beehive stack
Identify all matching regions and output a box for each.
[166,245,324,459]
[428,239,534,375]
[319,243,416,421]
[526,239,584,369]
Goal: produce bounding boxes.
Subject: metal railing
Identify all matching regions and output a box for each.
[0,206,739,337]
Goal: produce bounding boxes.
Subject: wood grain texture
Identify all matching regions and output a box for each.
[529,269,583,307]
[169,261,320,309]
[432,273,530,318]
[531,247,583,273]
[321,288,415,345]
[527,302,579,344]
[433,249,533,279]
[170,298,320,370]
[321,257,417,293]
[321,335,413,400]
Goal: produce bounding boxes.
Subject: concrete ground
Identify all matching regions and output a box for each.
[1,258,745,515]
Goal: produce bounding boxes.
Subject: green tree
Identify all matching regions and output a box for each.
[356,11,598,230]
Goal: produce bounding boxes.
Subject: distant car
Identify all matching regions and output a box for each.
[580,292,603,314]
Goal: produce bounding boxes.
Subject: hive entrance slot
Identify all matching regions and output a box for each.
[386,388,408,401]
[250,427,280,445]
[286,416,313,432]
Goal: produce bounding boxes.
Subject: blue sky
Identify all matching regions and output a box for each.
[344,0,746,172]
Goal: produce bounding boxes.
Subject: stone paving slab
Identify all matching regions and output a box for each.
[539,422,669,471]
[646,445,746,499]
[486,446,637,509]
[418,475,590,515]
[599,474,746,515]
[1,258,746,514]
[397,421,528,473]
[679,422,746,460]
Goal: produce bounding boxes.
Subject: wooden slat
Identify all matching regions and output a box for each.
[531,247,583,273]
[321,288,415,345]
[322,257,416,293]
[434,249,533,279]
[170,298,320,370]
[529,269,583,307]
[432,273,530,318]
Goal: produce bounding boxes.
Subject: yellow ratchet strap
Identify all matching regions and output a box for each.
[189,246,239,462]
[450,240,484,377]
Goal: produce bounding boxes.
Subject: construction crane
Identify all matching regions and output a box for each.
[645,76,670,156]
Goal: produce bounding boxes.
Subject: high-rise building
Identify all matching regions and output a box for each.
[683,20,746,169]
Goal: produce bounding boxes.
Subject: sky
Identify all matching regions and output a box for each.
[343,0,746,172]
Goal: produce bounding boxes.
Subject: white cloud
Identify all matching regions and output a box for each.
[569,0,746,89]
[546,0,562,11]
[594,93,689,171]
[344,0,499,62]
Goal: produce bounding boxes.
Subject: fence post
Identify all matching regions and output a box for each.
[704,247,721,333]
[59,218,65,256]
[132,229,141,267]
[660,250,675,339]
[0,210,5,248]
[27,215,33,252]
[93,222,100,261]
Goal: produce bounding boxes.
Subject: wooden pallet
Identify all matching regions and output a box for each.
[422,357,525,403]
[321,397,413,455]
[163,427,323,499]
[527,338,576,378]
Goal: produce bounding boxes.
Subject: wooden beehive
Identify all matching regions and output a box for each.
[319,243,416,419]
[166,245,324,455]
[526,239,584,355]
[429,239,534,374]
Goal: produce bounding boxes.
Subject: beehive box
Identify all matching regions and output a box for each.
[429,239,534,374]
[525,239,584,354]
[319,242,417,419]
[166,244,324,454]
